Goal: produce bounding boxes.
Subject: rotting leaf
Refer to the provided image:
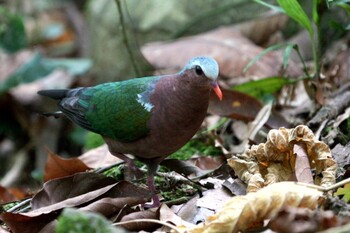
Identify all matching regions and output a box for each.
[208,89,288,129]
[161,159,205,177]
[268,207,350,233]
[119,208,159,232]
[159,204,195,230]
[0,173,150,233]
[228,125,337,192]
[186,182,323,233]
[32,173,149,209]
[43,150,90,182]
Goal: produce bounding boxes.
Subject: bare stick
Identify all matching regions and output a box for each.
[114,0,140,76]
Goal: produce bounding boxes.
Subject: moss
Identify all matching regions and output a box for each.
[169,137,222,160]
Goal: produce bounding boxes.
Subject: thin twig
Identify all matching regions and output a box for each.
[295,177,350,192]
[6,198,31,213]
[114,0,140,77]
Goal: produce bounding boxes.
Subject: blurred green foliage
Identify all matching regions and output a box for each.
[56,208,126,233]
[0,6,27,53]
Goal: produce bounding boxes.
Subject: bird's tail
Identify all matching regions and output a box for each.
[38,88,86,100]
[40,111,63,118]
[37,89,70,100]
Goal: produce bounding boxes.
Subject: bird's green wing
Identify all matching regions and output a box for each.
[62,76,160,142]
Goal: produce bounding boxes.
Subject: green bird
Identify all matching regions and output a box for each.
[38,56,222,207]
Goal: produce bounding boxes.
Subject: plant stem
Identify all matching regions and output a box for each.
[114,0,140,77]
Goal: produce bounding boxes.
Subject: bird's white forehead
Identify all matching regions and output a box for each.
[184,56,219,80]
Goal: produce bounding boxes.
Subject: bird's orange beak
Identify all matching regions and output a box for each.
[212,81,223,101]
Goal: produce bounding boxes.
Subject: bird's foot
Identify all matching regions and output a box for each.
[142,194,161,208]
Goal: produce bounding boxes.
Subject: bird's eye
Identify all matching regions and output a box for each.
[195,65,204,75]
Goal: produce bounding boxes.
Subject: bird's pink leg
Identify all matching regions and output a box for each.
[142,162,161,208]
[112,152,143,180]
[145,174,160,208]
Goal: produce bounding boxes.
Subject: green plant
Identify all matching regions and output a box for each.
[242,0,349,101]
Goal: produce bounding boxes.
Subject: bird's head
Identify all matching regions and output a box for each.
[181,56,222,101]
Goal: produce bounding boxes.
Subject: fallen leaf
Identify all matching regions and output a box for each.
[187,182,323,233]
[228,125,337,192]
[196,188,232,211]
[159,204,195,229]
[43,150,90,182]
[192,156,225,171]
[142,26,302,79]
[161,159,205,177]
[331,143,350,168]
[0,186,17,204]
[294,143,313,184]
[268,207,350,233]
[173,195,214,226]
[78,144,123,169]
[209,89,289,129]
[0,173,151,233]
[119,208,159,232]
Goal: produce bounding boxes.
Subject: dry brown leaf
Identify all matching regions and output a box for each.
[78,144,123,169]
[234,13,288,45]
[119,208,159,232]
[185,182,323,233]
[43,150,90,182]
[228,125,337,192]
[294,143,313,184]
[0,173,150,233]
[268,207,350,233]
[142,26,302,80]
[0,186,17,204]
[160,204,195,230]
[196,188,232,211]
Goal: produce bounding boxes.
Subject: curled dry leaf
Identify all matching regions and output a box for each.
[185,182,323,233]
[228,125,337,192]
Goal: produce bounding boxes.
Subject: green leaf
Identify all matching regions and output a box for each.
[0,53,53,94]
[243,43,289,74]
[253,0,284,13]
[0,7,27,53]
[276,0,313,37]
[282,43,296,70]
[234,76,296,99]
[335,184,350,202]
